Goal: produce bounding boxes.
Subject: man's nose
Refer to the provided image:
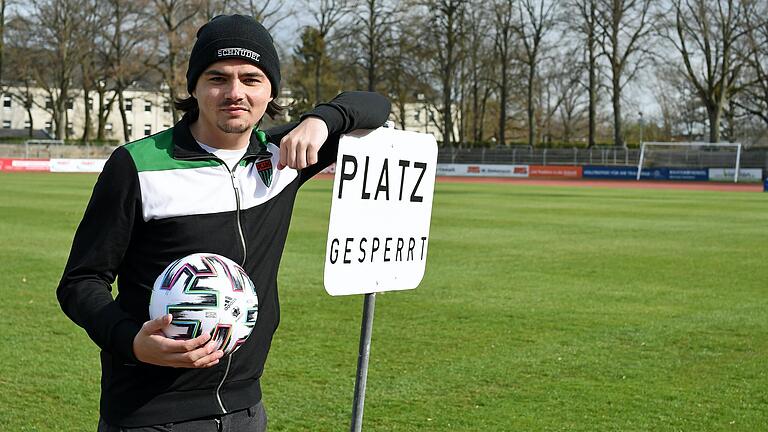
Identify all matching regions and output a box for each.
[223,80,244,101]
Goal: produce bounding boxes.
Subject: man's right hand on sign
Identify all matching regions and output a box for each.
[278,116,329,170]
[133,314,224,369]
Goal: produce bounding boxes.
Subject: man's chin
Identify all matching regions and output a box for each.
[217,121,253,134]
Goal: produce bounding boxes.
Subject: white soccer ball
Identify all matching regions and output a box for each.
[149,253,259,356]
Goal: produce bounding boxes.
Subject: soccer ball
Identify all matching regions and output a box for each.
[149,253,259,355]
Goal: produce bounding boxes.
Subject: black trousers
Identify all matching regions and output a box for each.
[97,402,267,432]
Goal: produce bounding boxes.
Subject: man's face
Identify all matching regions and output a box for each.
[193,59,273,135]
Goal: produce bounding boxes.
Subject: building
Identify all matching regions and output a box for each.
[0,86,174,143]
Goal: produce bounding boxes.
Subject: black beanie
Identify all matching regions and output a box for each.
[186,14,281,97]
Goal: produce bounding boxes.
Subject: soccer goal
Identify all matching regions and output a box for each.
[636,141,742,182]
[23,139,65,158]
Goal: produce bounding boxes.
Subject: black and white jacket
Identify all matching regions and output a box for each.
[57,91,391,427]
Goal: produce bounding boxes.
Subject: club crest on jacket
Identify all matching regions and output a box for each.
[256,159,273,187]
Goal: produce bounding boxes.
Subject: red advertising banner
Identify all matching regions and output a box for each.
[0,158,51,172]
[529,165,582,179]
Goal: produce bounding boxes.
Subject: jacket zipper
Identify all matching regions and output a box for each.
[216,160,250,414]
[228,166,248,266]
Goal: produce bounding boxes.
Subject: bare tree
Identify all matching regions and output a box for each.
[25,0,98,140]
[659,0,752,143]
[0,0,7,85]
[462,2,494,145]
[568,0,600,147]
[596,0,655,147]
[348,0,398,92]
[419,0,466,146]
[100,0,153,142]
[491,0,516,146]
[516,0,558,147]
[305,0,349,104]
[734,1,768,127]
[150,0,199,123]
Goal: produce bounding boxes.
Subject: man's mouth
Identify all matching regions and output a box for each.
[222,106,249,113]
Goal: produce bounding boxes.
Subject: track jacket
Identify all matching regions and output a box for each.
[57,91,391,427]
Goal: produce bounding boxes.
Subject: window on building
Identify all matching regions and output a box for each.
[127,124,133,136]
[3,95,11,108]
[67,122,74,135]
[45,97,53,109]
[145,101,152,112]
[414,112,420,121]
[66,98,74,110]
[106,123,113,131]
[163,104,170,113]
[24,120,31,129]
[88,97,94,109]
[45,121,52,131]
[144,124,152,136]
[125,99,133,111]
[3,120,11,129]
[162,124,170,129]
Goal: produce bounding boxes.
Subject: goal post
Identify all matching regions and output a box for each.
[636,141,742,183]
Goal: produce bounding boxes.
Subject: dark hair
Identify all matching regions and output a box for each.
[174,96,285,119]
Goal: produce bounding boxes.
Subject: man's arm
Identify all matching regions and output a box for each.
[56,147,144,362]
[57,148,222,368]
[267,91,391,177]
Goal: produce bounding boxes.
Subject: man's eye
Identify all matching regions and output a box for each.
[210,77,225,82]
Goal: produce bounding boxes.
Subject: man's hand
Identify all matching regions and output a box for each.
[278,116,329,170]
[133,314,224,368]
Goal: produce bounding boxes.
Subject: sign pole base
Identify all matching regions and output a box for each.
[350,293,376,432]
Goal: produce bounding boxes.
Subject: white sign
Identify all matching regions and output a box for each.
[324,128,438,296]
[708,168,762,183]
[50,158,107,173]
[436,163,529,178]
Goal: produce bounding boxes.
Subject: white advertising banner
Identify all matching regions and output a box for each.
[436,163,529,178]
[324,128,437,296]
[708,168,762,183]
[50,158,107,173]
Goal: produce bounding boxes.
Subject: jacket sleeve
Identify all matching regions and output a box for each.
[265,91,391,183]
[56,146,143,362]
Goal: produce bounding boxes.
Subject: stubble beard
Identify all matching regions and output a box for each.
[217,120,252,134]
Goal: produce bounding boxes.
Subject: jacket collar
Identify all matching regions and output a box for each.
[171,111,273,161]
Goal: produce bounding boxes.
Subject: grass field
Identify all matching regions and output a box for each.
[1,172,767,431]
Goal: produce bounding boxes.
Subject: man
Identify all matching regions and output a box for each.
[57,14,390,431]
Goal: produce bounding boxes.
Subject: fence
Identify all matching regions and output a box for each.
[437,146,768,169]
[2,142,767,170]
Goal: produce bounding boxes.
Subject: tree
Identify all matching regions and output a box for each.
[491,0,516,146]
[516,0,558,147]
[304,0,349,104]
[26,0,98,140]
[734,1,768,127]
[419,0,466,146]
[149,0,199,123]
[659,0,752,143]
[596,0,655,147]
[348,0,398,92]
[568,0,600,147]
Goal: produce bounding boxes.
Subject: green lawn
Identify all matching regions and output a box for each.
[1,172,766,431]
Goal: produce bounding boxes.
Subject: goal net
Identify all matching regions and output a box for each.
[636,142,742,182]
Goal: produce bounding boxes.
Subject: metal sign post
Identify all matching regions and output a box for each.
[350,293,376,432]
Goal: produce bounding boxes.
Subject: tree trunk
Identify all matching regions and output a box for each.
[499,62,508,146]
[81,89,91,143]
[587,40,597,147]
[612,74,623,147]
[527,63,536,147]
[708,105,721,143]
[119,90,130,142]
